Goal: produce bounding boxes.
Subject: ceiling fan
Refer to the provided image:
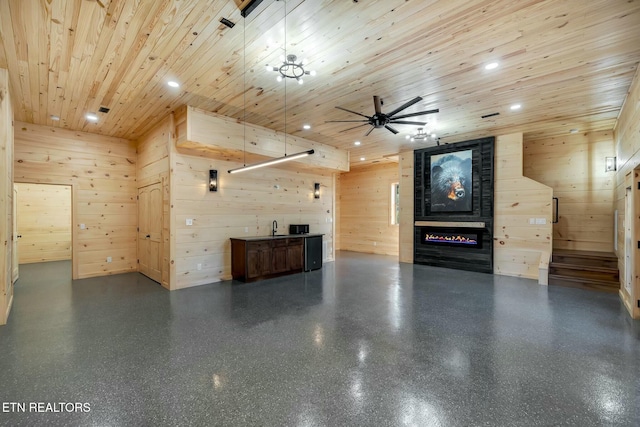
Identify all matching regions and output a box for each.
[326,95,439,136]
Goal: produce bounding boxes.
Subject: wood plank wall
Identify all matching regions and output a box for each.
[335,173,341,251]
[494,133,553,279]
[13,122,137,279]
[339,162,399,257]
[0,68,14,325]
[399,151,414,263]
[524,131,615,252]
[168,112,336,290]
[136,115,171,289]
[15,183,72,263]
[614,66,640,318]
[178,106,350,172]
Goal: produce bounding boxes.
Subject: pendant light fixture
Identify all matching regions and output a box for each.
[266,54,316,84]
[228,0,313,174]
[228,149,315,174]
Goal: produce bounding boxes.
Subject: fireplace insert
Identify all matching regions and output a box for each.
[420,227,482,249]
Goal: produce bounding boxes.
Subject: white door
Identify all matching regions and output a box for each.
[625,187,633,294]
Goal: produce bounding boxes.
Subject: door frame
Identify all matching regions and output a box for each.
[624,186,633,295]
[12,185,18,283]
[137,181,163,284]
[14,181,77,279]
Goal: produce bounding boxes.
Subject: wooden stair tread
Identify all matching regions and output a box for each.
[549,250,619,294]
[548,274,620,293]
[551,249,617,261]
[549,262,618,273]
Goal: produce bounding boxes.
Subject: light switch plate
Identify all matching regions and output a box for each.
[186,218,193,226]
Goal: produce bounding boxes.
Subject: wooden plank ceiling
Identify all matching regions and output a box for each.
[1,0,639,166]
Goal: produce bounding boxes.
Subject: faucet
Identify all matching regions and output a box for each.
[272,220,278,237]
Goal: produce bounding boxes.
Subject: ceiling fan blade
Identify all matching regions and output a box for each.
[373,96,383,115]
[335,106,370,119]
[339,123,371,133]
[386,96,423,117]
[392,108,440,120]
[364,126,375,136]
[325,119,370,123]
[385,125,399,134]
[390,120,427,126]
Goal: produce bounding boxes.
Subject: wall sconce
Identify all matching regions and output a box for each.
[605,157,617,172]
[314,182,320,199]
[209,169,218,192]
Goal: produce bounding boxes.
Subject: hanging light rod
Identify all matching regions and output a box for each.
[228,149,315,174]
[240,0,266,17]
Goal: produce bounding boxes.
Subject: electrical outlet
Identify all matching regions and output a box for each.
[106,256,112,263]
[529,218,535,225]
[186,218,193,226]
[197,263,202,271]
[80,223,86,230]
[244,227,248,233]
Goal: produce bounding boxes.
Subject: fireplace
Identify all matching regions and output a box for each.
[414,222,492,273]
[421,227,482,249]
[413,136,494,273]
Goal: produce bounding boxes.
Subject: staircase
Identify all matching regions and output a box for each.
[549,249,620,293]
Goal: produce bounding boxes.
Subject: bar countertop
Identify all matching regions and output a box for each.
[230,234,323,242]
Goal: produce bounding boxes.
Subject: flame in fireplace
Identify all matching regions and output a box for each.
[425,233,478,245]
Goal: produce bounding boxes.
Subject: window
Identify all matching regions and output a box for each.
[390,182,400,225]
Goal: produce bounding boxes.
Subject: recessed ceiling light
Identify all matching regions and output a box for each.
[485,62,499,70]
[167,81,180,88]
[303,124,311,130]
[570,128,579,134]
[360,157,365,161]
[510,104,521,110]
[354,141,361,146]
[86,113,98,122]
[50,115,60,121]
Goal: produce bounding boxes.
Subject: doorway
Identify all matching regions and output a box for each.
[138,182,162,283]
[14,183,72,265]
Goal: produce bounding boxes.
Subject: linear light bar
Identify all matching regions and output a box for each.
[228,149,315,174]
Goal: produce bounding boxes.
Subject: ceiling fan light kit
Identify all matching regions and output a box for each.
[406,128,440,145]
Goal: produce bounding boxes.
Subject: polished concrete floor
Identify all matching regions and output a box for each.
[1,251,639,426]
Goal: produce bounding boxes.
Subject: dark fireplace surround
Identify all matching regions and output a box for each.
[413,137,494,274]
